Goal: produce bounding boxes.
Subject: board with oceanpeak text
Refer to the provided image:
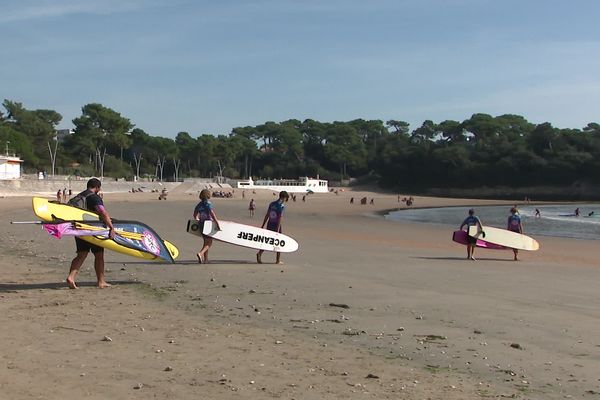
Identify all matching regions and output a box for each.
[186,219,299,253]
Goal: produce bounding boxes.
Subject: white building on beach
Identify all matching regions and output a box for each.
[237,176,329,193]
[0,155,24,179]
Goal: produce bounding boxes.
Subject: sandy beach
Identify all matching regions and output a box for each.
[1,188,599,399]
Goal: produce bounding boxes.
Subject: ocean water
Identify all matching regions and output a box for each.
[385,204,600,240]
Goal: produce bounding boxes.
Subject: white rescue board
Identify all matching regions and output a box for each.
[186,219,299,253]
[468,225,539,251]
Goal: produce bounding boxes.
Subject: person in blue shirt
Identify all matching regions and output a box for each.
[459,208,484,260]
[257,191,290,264]
[507,207,523,261]
[193,189,221,264]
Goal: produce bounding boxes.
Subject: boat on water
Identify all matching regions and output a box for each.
[237,176,329,193]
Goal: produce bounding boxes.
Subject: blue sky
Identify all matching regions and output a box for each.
[2,0,599,138]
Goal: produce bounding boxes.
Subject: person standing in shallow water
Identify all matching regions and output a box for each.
[67,178,114,289]
[257,191,289,264]
[507,207,523,261]
[193,189,221,264]
[459,208,484,261]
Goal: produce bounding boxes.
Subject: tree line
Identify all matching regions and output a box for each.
[1,99,599,190]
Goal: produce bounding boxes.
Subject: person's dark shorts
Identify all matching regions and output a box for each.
[75,237,103,254]
[266,223,281,233]
[467,235,477,244]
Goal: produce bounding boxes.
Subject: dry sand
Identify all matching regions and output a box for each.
[1,188,599,399]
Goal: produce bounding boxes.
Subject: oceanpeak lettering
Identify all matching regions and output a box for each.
[236,231,285,247]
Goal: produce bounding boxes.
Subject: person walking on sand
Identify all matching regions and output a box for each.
[507,207,523,261]
[193,189,221,264]
[67,178,114,289]
[535,208,541,218]
[248,198,256,217]
[257,191,289,264]
[459,209,484,261]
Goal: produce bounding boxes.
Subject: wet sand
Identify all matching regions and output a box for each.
[1,190,599,399]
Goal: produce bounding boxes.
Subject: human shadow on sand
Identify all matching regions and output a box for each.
[175,259,257,265]
[0,280,140,293]
[412,256,513,262]
[106,259,259,266]
[106,260,174,266]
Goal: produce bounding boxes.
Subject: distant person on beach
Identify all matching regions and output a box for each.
[193,189,221,264]
[350,197,354,204]
[257,191,289,264]
[575,208,580,217]
[535,208,541,218]
[67,178,114,289]
[589,211,595,217]
[248,198,256,217]
[507,207,523,261]
[56,189,62,203]
[460,209,484,261]
[158,188,168,200]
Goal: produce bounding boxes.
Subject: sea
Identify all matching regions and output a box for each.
[385,204,600,240]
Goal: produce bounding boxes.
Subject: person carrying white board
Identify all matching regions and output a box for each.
[257,191,290,264]
[459,209,484,260]
[193,189,221,264]
[507,207,523,261]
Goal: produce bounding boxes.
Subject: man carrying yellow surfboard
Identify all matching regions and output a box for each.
[66,178,115,289]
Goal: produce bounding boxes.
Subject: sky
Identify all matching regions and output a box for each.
[2,0,599,138]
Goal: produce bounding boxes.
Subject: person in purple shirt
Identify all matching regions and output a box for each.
[193,189,221,264]
[257,191,290,264]
[507,207,523,261]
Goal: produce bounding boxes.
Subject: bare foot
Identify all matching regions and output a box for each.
[67,277,78,289]
[98,281,112,289]
[276,261,284,265]
[196,253,204,264]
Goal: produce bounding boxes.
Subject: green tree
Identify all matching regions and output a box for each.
[2,100,62,169]
[438,120,465,143]
[70,104,133,176]
[411,120,438,144]
[323,123,366,180]
[385,120,410,136]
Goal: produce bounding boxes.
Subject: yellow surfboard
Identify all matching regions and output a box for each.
[32,197,179,261]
